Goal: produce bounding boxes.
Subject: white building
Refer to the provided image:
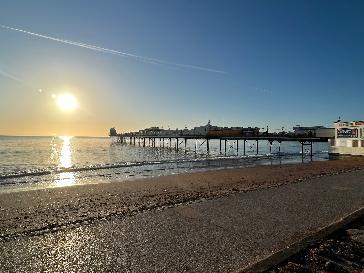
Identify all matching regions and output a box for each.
[329,121,364,156]
[190,120,218,136]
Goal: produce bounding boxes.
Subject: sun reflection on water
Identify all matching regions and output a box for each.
[55,136,76,187]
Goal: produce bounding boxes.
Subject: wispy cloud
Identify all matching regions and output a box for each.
[0,24,227,74]
[0,69,22,83]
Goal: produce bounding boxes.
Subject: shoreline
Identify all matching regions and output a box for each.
[0,152,328,192]
[1,159,364,239]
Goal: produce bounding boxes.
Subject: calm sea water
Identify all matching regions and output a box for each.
[0,136,329,192]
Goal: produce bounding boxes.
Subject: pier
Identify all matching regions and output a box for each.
[112,133,330,160]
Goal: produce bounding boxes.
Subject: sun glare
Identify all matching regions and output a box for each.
[57,94,79,112]
[56,136,75,187]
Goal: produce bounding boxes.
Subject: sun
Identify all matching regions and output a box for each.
[56,94,79,112]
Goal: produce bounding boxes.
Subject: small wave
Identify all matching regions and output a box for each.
[0,152,324,181]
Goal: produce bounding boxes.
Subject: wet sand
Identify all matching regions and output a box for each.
[1,159,364,239]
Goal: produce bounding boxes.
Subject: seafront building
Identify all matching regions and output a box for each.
[329,121,364,156]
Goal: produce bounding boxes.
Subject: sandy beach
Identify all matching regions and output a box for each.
[1,159,364,240]
[1,159,364,273]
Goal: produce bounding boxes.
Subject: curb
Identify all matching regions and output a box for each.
[239,207,364,273]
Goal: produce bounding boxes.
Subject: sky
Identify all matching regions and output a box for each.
[0,0,363,136]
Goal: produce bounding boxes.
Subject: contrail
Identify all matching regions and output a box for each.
[0,69,23,83]
[0,24,227,74]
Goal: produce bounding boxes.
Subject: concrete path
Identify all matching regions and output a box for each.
[0,171,363,273]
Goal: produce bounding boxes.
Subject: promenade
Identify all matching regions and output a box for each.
[0,169,363,273]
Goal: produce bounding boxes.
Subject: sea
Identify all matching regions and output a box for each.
[0,136,329,192]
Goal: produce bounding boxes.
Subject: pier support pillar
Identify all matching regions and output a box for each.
[300,141,305,163]
[269,141,273,154]
[243,140,246,156]
[299,141,314,162]
[256,140,259,155]
[219,139,222,154]
[207,138,210,154]
[176,138,179,151]
[184,138,187,153]
[224,139,227,154]
[236,140,239,154]
[278,141,281,155]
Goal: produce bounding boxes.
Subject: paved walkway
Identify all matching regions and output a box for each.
[1,171,363,273]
